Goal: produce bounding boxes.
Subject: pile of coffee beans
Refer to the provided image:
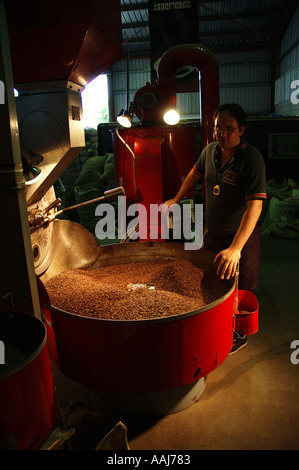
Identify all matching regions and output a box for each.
[45,259,228,320]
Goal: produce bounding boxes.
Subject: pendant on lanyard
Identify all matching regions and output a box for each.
[213,184,221,196]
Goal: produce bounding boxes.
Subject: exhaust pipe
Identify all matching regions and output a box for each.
[157,44,220,148]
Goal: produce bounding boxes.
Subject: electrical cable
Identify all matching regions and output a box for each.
[115,127,137,193]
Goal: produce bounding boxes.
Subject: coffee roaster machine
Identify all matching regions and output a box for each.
[0,3,259,449]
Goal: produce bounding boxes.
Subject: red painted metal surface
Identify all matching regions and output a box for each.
[114,44,219,239]
[40,244,260,397]
[45,288,234,395]
[4,0,122,86]
[0,312,57,450]
[114,124,197,239]
[133,82,176,123]
[181,294,235,382]
[164,125,197,200]
[157,44,220,148]
[235,290,259,335]
[40,243,236,395]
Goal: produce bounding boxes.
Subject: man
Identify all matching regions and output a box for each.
[164,103,266,354]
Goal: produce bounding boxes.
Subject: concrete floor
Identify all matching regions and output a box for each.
[57,235,299,451]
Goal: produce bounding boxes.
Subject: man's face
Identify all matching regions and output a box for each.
[214,112,245,151]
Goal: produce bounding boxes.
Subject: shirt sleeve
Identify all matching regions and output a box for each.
[240,148,267,202]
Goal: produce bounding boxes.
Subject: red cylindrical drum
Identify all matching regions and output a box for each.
[113,124,197,204]
[42,243,235,395]
[0,312,57,450]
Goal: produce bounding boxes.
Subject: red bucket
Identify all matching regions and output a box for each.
[234,290,259,335]
[0,312,57,450]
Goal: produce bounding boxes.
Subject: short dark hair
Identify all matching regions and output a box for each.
[213,103,246,128]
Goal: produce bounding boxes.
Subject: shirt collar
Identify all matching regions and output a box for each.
[214,140,247,165]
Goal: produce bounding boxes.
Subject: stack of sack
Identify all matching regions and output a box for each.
[54,128,118,234]
[74,154,115,233]
[54,128,99,223]
[260,178,299,239]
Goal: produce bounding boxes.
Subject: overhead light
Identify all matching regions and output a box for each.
[117,108,133,128]
[163,109,180,125]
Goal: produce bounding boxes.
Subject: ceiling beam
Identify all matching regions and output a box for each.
[120,0,296,56]
[271,0,298,48]
[122,21,147,30]
[121,2,148,12]
[199,27,273,38]
[199,8,282,22]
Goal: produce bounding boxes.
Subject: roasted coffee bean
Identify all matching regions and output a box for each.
[45,259,228,320]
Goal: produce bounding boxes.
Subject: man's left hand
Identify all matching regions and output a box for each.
[214,248,241,279]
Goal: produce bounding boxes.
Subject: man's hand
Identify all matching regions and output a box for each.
[214,247,241,279]
[163,199,178,214]
[214,199,263,280]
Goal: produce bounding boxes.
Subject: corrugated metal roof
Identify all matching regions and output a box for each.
[120,0,298,56]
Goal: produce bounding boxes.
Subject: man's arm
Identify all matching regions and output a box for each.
[214,199,263,279]
[164,167,202,208]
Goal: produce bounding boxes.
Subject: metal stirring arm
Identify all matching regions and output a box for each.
[29,186,125,227]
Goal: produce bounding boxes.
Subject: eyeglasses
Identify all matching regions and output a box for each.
[214,125,239,135]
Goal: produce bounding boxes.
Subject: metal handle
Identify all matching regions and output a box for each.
[30,186,126,227]
[55,186,125,215]
[103,186,126,201]
[43,198,61,214]
[233,261,240,316]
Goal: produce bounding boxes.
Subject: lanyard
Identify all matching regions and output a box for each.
[212,149,238,196]
[212,141,246,196]
[213,155,228,196]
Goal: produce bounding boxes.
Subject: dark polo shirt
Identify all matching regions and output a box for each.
[194,141,266,235]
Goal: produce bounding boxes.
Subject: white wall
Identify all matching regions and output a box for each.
[217,50,272,116]
[274,4,299,116]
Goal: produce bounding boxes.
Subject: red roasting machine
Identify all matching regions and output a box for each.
[0,1,259,450]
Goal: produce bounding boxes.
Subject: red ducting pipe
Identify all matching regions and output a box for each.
[157,44,220,148]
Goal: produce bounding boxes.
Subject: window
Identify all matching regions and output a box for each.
[81,74,109,129]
